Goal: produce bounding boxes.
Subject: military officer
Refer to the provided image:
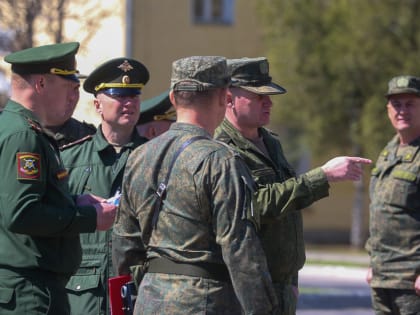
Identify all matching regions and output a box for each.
[366,75,420,315]
[61,57,150,315]
[0,42,116,315]
[214,57,371,314]
[112,56,279,314]
[136,89,176,139]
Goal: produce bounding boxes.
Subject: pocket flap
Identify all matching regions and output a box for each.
[0,287,14,303]
[66,274,100,292]
[392,169,417,182]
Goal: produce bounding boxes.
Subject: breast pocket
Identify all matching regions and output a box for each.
[388,169,420,210]
[66,259,102,293]
[253,167,277,186]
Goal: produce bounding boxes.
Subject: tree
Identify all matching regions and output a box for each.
[0,0,112,52]
[256,0,420,247]
[0,0,113,108]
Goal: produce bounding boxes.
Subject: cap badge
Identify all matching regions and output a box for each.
[118,60,133,72]
[122,75,131,84]
[396,77,409,88]
[259,62,269,74]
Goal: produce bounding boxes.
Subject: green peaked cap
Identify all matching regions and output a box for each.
[4,42,80,80]
[138,90,176,124]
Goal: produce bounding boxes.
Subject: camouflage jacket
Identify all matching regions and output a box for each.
[366,135,420,289]
[215,119,330,286]
[113,122,279,314]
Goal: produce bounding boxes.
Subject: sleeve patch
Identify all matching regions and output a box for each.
[17,152,41,180]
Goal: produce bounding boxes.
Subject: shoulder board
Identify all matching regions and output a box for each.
[26,118,43,133]
[264,127,279,137]
[59,134,93,151]
[80,120,97,132]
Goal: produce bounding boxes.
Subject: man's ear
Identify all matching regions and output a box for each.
[94,98,102,114]
[169,90,177,109]
[34,76,45,93]
[226,89,234,107]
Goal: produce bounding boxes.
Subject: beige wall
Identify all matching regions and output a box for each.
[130,0,265,99]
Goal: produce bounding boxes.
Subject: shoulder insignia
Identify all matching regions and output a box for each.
[17,152,41,180]
[264,127,279,137]
[59,134,93,151]
[26,118,43,133]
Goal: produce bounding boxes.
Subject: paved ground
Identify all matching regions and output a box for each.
[296,247,374,315]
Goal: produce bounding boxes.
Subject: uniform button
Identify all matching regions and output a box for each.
[76,285,81,290]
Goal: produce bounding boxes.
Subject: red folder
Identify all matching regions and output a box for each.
[108,274,132,315]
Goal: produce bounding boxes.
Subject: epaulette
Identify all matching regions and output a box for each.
[59,134,93,151]
[264,127,279,137]
[27,118,43,133]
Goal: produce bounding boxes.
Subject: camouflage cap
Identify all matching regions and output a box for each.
[137,90,176,125]
[83,57,149,96]
[228,57,286,95]
[4,42,80,82]
[386,75,420,97]
[170,56,230,91]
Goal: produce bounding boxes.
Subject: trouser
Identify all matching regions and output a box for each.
[0,267,70,315]
[273,281,298,315]
[371,287,420,315]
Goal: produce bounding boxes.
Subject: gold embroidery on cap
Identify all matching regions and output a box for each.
[259,62,269,74]
[118,60,133,72]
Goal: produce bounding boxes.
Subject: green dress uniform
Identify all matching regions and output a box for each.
[113,123,279,315]
[366,135,420,313]
[215,119,330,314]
[61,56,150,315]
[0,100,97,314]
[61,127,147,315]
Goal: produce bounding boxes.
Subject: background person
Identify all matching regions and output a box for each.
[112,56,279,314]
[215,56,371,315]
[366,75,420,315]
[0,42,116,315]
[136,89,176,139]
[61,57,149,315]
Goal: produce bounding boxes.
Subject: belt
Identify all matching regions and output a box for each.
[147,257,230,282]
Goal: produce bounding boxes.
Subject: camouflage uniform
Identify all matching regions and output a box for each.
[113,55,279,315]
[366,75,420,315]
[215,119,329,314]
[214,57,330,315]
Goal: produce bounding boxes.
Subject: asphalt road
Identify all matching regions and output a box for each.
[297,264,374,315]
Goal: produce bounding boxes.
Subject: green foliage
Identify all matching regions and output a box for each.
[256,0,420,158]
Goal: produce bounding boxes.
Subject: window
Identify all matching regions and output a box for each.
[192,0,235,25]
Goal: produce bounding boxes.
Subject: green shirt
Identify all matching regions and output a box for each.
[215,119,330,285]
[367,135,420,289]
[0,100,96,276]
[61,126,147,315]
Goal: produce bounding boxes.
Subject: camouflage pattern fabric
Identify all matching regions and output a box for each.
[113,122,279,314]
[371,287,420,315]
[215,119,330,314]
[366,135,420,289]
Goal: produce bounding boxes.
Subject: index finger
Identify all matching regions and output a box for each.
[349,157,372,164]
